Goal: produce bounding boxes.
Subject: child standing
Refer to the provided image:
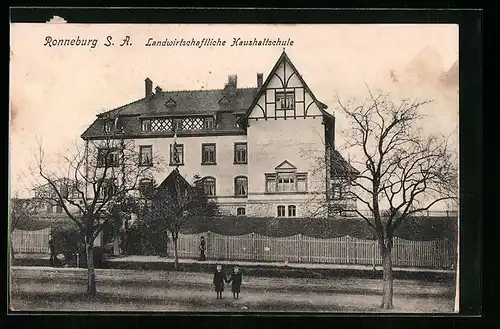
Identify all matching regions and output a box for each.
[227,265,243,299]
[213,264,226,299]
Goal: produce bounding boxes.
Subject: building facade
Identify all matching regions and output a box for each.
[81,51,356,218]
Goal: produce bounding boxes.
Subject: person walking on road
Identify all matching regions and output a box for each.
[213,264,227,299]
[199,236,206,261]
[227,265,243,299]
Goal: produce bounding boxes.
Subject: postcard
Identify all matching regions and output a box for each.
[10,18,460,313]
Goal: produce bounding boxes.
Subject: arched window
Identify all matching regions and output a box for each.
[202,177,216,196]
[288,205,296,217]
[102,179,117,200]
[237,207,246,216]
[277,205,286,217]
[234,176,248,196]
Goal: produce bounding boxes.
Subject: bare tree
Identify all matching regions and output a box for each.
[31,131,164,297]
[150,170,216,271]
[314,87,457,309]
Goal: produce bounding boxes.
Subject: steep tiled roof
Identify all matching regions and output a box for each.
[156,168,192,194]
[98,87,259,118]
[81,87,258,139]
[331,150,359,177]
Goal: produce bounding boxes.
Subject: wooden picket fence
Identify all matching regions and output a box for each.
[11,228,51,254]
[167,232,456,269]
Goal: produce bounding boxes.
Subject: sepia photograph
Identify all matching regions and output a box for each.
[9,20,459,313]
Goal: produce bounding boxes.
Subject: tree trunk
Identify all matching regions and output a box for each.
[381,246,394,309]
[85,236,97,297]
[173,236,179,271]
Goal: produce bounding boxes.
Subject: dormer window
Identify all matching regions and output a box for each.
[204,117,214,129]
[219,96,230,105]
[104,120,114,133]
[165,98,177,108]
[142,119,151,132]
[174,119,183,132]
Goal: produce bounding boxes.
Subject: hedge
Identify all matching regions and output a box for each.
[180,216,458,241]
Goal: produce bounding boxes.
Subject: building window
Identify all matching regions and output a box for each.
[277,205,286,217]
[60,184,69,199]
[104,120,114,133]
[201,143,216,165]
[277,173,295,192]
[55,205,63,213]
[332,183,342,200]
[276,91,295,109]
[297,174,307,192]
[204,117,215,129]
[288,205,296,217]
[237,207,246,216]
[234,142,247,164]
[234,176,248,196]
[139,145,153,166]
[170,144,184,165]
[97,148,120,168]
[141,119,151,132]
[102,180,117,200]
[275,91,295,118]
[266,172,307,193]
[70,185,80,199]
[46,203,53,213]
[266,175,277,193]
[174,119,183,132]
[202,177,216,196]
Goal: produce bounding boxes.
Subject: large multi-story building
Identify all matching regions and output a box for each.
[81,51,356,218]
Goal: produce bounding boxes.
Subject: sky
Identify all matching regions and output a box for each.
[10,23,458,198]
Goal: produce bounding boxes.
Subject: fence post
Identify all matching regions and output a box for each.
[372,238,376,271]
[353,237,357,265]
[346,236,350,264]
[206,231,211,260]
[251,232,255,261]
[298,234,302,263]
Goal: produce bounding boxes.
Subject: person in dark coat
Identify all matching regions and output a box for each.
[48,236,56,267]
[199,236,206,261]
[227,265,243,299]
[213,264,227,299]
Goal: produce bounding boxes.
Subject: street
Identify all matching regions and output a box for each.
[10,267,456,313]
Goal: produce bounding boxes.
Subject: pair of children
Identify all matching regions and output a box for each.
[213,264,242,299]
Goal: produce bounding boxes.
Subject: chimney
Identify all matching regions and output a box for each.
[155,86,162,93]
[225,75,237,96]
[257,73,263,87]
[145,78,153,98]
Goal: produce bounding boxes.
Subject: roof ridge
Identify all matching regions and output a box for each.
[97,97,146,117]
[156,86,259,93]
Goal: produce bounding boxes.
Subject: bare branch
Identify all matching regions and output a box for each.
[308,87,457,248]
